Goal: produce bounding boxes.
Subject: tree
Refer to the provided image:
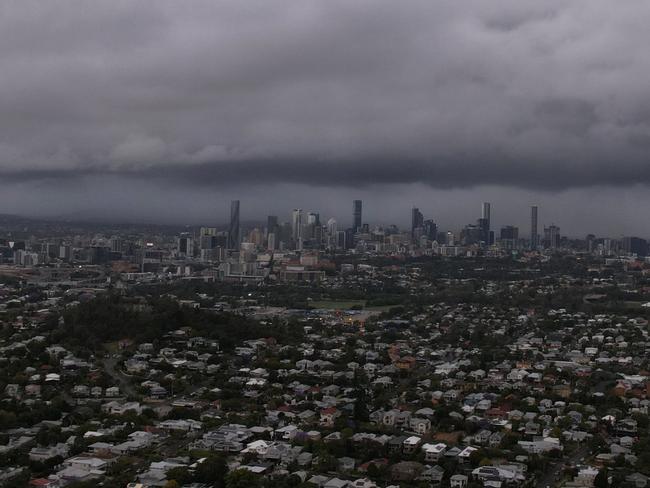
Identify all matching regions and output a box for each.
[367,462,380,479]
[353,384,370,422]
[36,426,62,446]
[594,468,609,488]
[225,469,261,488]
[195,455,228,487]
[469,448,485,467]
[165,467,191,486]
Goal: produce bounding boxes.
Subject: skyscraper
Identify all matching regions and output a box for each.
[622,236,648,257]
[266,215,278,235]
[266,216,279,250]
[481,202,492,245]
[353,200,362,232]
[326,218,338,249]
[482,202,491,230]
[411,207,423,240]
[478,218,489,244]
[227,200,240,250]
[544,224,560,249]
[199,227,218,253]
[306,212,320,240]
[177,233,193,256]
[267,232,276,251]
[292,209,303,249]
[423,219,437,241]
[530,205,538,249]
[500,225,519,240]
[500,225,519,250]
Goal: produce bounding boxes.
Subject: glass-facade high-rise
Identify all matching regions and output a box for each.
[227,200,240,250]
[353,200,362,232]
[530,205,538,249]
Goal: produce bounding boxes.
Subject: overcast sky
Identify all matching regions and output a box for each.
[2,1,650,236]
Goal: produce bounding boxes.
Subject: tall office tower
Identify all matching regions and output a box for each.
[279,222,292,249]
[227,200,240,250]
[500,225,519,250]
[248,228,264,247]
[303,212,317,240]
[336,230,347,249]
[177,233,194,257]
[461,223,482,245]
[267,232,276,251]
[481,202,492,244]
[411,207,423,238]
[622,236,648,257]
[266,216,279,237]
[500,225,519,240]
[344,228,355,249]
[353,200,362,231]
[482,202,491,230]
[530,205,538,249]
[478,218,490,244]
[327,218,337,235]
[423,219,437,241]
[544,225,560,249]
[266,216,278,251]
[323,219,335,248]
[292,209,303,248]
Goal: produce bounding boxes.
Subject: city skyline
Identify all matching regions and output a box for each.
[0,190,645,241]
[198,199,621,244]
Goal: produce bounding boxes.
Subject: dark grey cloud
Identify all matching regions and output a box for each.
[4,153,650,192]
[1,0,650,192]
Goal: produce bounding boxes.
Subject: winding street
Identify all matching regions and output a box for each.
[103,356,138,398]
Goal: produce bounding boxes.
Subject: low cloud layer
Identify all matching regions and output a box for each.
[2,1,650,191]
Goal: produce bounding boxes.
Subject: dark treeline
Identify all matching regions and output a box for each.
[53,293,303,351]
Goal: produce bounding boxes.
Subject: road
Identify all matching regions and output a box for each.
[103,357,138,397]
[536,445,589,488]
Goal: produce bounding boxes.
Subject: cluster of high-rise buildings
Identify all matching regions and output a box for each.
[182,199,609,257]
[1,200,648,276]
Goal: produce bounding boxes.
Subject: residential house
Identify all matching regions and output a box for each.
[422,443,447,463]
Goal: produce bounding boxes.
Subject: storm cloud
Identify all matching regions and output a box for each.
[2,0,650,190]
